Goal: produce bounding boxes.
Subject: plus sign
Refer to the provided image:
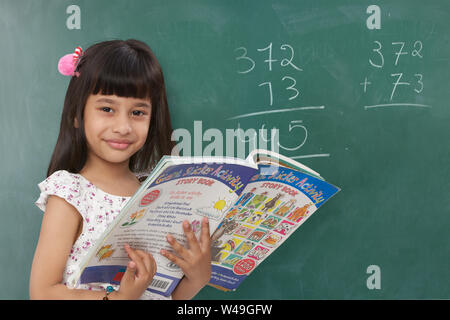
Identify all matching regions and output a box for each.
[360,77,372,93]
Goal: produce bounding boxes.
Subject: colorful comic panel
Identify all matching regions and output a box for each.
[245,191,268,210]
[248,245,270,261]
[224,206,241,220]
[221,254,242,268]
[222,237,243,252]
[245,211,265,226]
[234,240,255,255]
[235,188,257,207]
[213,219,241,237]
[234,208,253,222]
[260,215,282,229]
[260,194,285,213]
[272,199,297,217]
[286,203,313,223]
[273,220,295,236]
[261,232,283,248]
[247,228,268,242]
[233,224,254,238]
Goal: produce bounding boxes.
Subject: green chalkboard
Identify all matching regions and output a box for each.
[1,0,449,299]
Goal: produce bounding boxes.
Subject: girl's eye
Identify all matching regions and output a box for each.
[101,107,113,113]
[132,110,146,116]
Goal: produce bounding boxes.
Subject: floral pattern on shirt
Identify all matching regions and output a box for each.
[35,170,170,300]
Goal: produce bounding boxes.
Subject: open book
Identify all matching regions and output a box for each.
[67,150,340,296]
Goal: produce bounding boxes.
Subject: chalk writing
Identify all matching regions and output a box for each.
[362,40,430,109]
[232,43,329,160]
[234,43,303,107]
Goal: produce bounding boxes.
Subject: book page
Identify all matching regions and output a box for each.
[209,164,340,291]
[77,162,258,296]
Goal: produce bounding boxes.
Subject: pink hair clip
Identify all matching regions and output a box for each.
[58,46,83,77]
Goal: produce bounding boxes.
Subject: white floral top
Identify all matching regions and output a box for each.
[35,170,170,300]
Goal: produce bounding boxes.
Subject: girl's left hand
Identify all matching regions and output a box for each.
[161,217,211,290]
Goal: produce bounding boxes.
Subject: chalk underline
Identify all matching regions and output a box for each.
[291,154,330,159]
[364,103,432,110]
[227,105,325,120]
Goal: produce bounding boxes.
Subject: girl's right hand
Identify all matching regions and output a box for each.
[116,244,156,300]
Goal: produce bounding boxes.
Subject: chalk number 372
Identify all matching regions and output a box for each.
[235,44,302,106]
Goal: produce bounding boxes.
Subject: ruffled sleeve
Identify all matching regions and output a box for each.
[35,170,86,218]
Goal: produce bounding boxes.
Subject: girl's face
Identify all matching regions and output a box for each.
[81,94,152,168]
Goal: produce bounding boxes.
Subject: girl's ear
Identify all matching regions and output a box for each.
[74,117,79,128]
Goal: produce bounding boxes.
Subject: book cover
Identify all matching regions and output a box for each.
[208,164,340,291]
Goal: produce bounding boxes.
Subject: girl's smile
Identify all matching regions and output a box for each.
[104,138,133,150]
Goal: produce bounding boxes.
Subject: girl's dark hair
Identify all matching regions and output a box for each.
[47,39,174,177]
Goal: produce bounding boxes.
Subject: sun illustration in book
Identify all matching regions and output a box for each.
[96,244,115,261]
[214,198,228,211]
[121,208,146,227]
[195,197,231,221]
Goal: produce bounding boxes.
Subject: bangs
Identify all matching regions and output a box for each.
[86,44,160,101]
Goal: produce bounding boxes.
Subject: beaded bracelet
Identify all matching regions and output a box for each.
[103,286,115,300]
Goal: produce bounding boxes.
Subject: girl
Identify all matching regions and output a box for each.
[29,39,211,300]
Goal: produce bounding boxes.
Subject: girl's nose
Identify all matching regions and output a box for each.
[112,115,132,135]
